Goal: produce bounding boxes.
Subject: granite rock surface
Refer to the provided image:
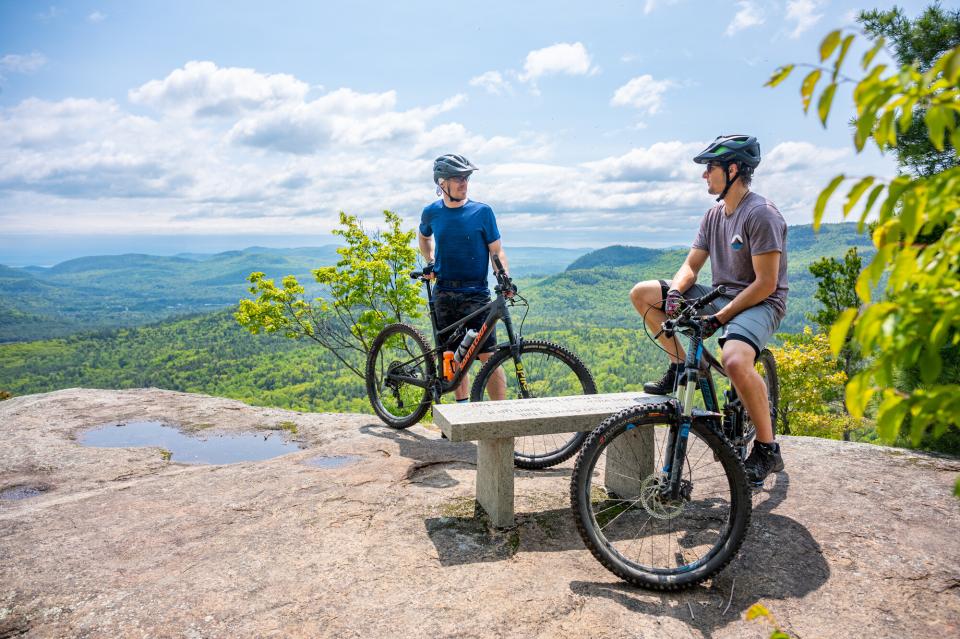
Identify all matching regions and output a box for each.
[1,388,958,638]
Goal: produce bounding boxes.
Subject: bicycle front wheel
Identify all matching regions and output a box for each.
[570,403,752,590]
[469,340,597,469]
[366,323,435,429]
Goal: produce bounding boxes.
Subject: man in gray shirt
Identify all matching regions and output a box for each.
[629,134,787,485]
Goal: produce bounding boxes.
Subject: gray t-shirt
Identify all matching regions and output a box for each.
[692,191,789,318]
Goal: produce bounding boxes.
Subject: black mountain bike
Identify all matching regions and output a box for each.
[570,285,779,590]
[366,256,597,469]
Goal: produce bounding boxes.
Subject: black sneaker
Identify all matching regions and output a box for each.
[744,441,784,485]
[643,362,684,394]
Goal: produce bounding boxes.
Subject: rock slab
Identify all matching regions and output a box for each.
[1,388,958,638]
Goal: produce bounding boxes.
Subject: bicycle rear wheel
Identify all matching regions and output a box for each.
[746,348,780,440]
[366,323,435,429]
[570,403,752,590]
[470,340,597,469]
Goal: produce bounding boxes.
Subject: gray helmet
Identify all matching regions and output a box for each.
[693,135,761,168]
[433,154,478,184]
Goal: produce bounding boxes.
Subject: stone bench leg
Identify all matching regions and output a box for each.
[605,425,654,499]
[476,437,514,528]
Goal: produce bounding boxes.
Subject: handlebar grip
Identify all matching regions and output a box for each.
[409,270,423,279]
[692,285,727,310]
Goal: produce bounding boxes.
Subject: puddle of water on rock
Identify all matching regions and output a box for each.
[303,454,363,469]
[0,485,48,501]
[79,421,303,465]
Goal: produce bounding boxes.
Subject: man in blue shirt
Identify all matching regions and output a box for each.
[418,154,509,402]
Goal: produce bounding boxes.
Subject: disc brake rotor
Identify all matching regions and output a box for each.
[639,474,687,520]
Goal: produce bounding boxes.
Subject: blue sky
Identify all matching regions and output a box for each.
[0,0,925,262]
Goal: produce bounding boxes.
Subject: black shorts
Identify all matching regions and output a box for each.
[433,289,497,354]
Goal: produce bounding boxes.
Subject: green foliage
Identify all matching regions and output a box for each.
[769,28,960,462]
[859,3,960,176]
[235,211,423,379]
[277,420,298,434]
[0,249,346,342]
[789,411,866,439]
[564,245,664,271]
[0,309,372,414]
[746,603,792,638]
[807,247,864,378]
[807,247,862,330]
[769,328,848,435]
[516,223,872,335]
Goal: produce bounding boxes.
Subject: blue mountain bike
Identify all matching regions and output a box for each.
[570,286,779,590]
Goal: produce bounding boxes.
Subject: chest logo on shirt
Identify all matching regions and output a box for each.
[731,234,744,251]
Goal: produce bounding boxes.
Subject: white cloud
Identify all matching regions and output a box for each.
[0,55,897,243]
[87,11,107,23]
[643,0,681,14]
[0,63,530,237]
[585,142,705,182]
[469,71,511,95]
[129,61,309,116]
[0,52,47,74]
[786,0,823,38]
[610,75,675,115]
[518,42,597,83]
[227,89,467,153]
[764,141,848,172]
[726,1,764,36]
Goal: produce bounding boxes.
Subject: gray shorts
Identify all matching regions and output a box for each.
[659,280,781,358]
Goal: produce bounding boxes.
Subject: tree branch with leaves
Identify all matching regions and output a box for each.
[767,25,960,496]
[235,210,424,380]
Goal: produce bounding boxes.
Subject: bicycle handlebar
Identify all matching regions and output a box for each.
[491,254,516,294]
[688,285,726,312]
[661,286,727,338]
[407,257,518,296]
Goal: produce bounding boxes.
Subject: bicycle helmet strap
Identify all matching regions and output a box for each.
[439,180,465,202]
[716,163,741,202]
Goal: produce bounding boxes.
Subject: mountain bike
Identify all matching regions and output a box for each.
[569,285,779,590]
[366,255,597,469]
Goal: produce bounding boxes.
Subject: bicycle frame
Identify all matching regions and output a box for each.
[387,274,530,400]
[659,303,753,500]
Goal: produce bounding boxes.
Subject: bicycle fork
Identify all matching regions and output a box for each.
[504,314,532,399]
[660,341,703,500]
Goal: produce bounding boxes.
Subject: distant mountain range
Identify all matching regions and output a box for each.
[0,223,871,342]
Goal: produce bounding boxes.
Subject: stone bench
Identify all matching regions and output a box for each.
[432,392,663,528]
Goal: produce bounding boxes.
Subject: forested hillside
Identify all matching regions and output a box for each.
[0,308,669,414]
[523,223,873,334]
[0,245,588,342]
[1,222,874,415]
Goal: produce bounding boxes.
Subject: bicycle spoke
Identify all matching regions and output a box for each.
[578,417,742,581]
[475,341,594,469]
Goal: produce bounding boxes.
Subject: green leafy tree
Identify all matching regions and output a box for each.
[766,22,960,495]
[806,247,863,379]
[858,4,960,428]
[858,3,960,176]
[769,327,851,437]
[235,210,423,378]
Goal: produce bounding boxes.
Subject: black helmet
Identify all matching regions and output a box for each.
[433,154,478,184]
[693,135,761,168]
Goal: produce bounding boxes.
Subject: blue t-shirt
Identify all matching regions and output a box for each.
[419,199,501,292]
